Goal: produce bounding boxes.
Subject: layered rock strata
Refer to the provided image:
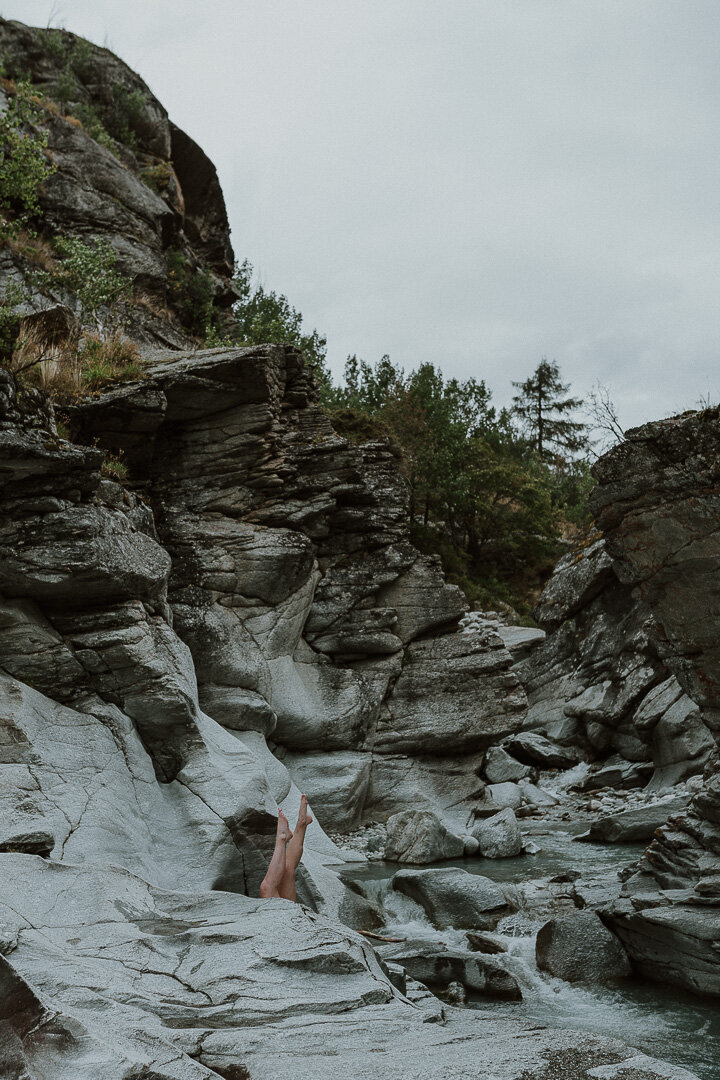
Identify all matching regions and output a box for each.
[0,358,695,1078]
[588,408,720,996]
[69,344,527,831]
[517,536,714,788]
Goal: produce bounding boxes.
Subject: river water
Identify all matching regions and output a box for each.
[343,823,720,1080]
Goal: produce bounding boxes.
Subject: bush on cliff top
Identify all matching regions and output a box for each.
[324,354,591,614]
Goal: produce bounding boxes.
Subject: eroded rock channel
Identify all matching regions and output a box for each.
[1,347,718,1080]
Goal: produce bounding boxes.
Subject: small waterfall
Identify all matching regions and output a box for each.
[345,837,720,1080]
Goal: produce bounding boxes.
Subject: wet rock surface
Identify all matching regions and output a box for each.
[376,939,522,999]
[576,796,691,844]
[383,809,465,864]
[391,867,509,929]
[472,806,523,857]
[535,911,631,984]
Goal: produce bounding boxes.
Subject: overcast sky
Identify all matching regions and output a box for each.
[2,1,719,431]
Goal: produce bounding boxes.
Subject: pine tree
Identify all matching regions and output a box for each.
[512,358,588,461]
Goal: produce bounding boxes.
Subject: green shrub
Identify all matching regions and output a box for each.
[103,85,145,149]
[101,451,129,481]
[0,81,57,240]
[140,161,173,194]
[67,38,95,82]
[37,236,130,328]
[166,248,217,336]
[54,70,76,109]
[204,322,233,348]
[72,102,116,153]
[43,29,70,64]
[326,407,393,445]
[232,258,329,390]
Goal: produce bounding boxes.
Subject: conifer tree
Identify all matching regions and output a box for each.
[511,358,588,460]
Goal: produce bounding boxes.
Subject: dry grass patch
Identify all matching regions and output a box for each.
[77,333,145,392]
[14,319,146,401]
[130,288,175,323]
[2,228,59,272]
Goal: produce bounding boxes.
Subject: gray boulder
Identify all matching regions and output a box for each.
[485,782,524,809]
[577,796,691,844]
[466,931,508,954]
[463,835,480,856]
[536,912,631,983]
[650,694,715,784]
[472,807,523,858]
[578,755,654,791]
[375,631,527,755]
[606,903,720,998]
[495,624,546,658]
[391,867,509,929]
[518,780,559,808]
[377,939,521,1000]
[384,810,465,864]
[504,732,581,770]
[483,745,531,784]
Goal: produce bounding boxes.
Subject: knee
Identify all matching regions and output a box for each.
[259,881,274,899]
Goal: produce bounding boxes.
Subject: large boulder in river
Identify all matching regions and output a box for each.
[391,867,509,930]
[384,810,465,864]
[536,912,631,984]
[577,796,691,844]
[606,902,720,998]
[485,782,524,809]
[578,754,653,792]
[472,807,523,858]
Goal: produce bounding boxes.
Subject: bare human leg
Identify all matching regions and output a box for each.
[278,794,313,902]
[259,810,293,898]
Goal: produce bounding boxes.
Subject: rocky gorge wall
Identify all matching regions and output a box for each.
[517,534,715,791]
[0,343,707,1080]
[587,409,720,994]
[514,408,720,998]
[65,344,526,836]
[0,344,549,1078]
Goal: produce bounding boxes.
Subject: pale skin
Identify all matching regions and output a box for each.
[259,794,313,901]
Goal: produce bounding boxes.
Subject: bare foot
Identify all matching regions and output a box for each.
[277,809,293,844]
[296,794,313,830]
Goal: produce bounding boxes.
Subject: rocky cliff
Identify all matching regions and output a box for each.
[64,343,526,834]
[518,534,714,790]
[0,18,236,348]
[588,409,720,995]
[517,408,720,997]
